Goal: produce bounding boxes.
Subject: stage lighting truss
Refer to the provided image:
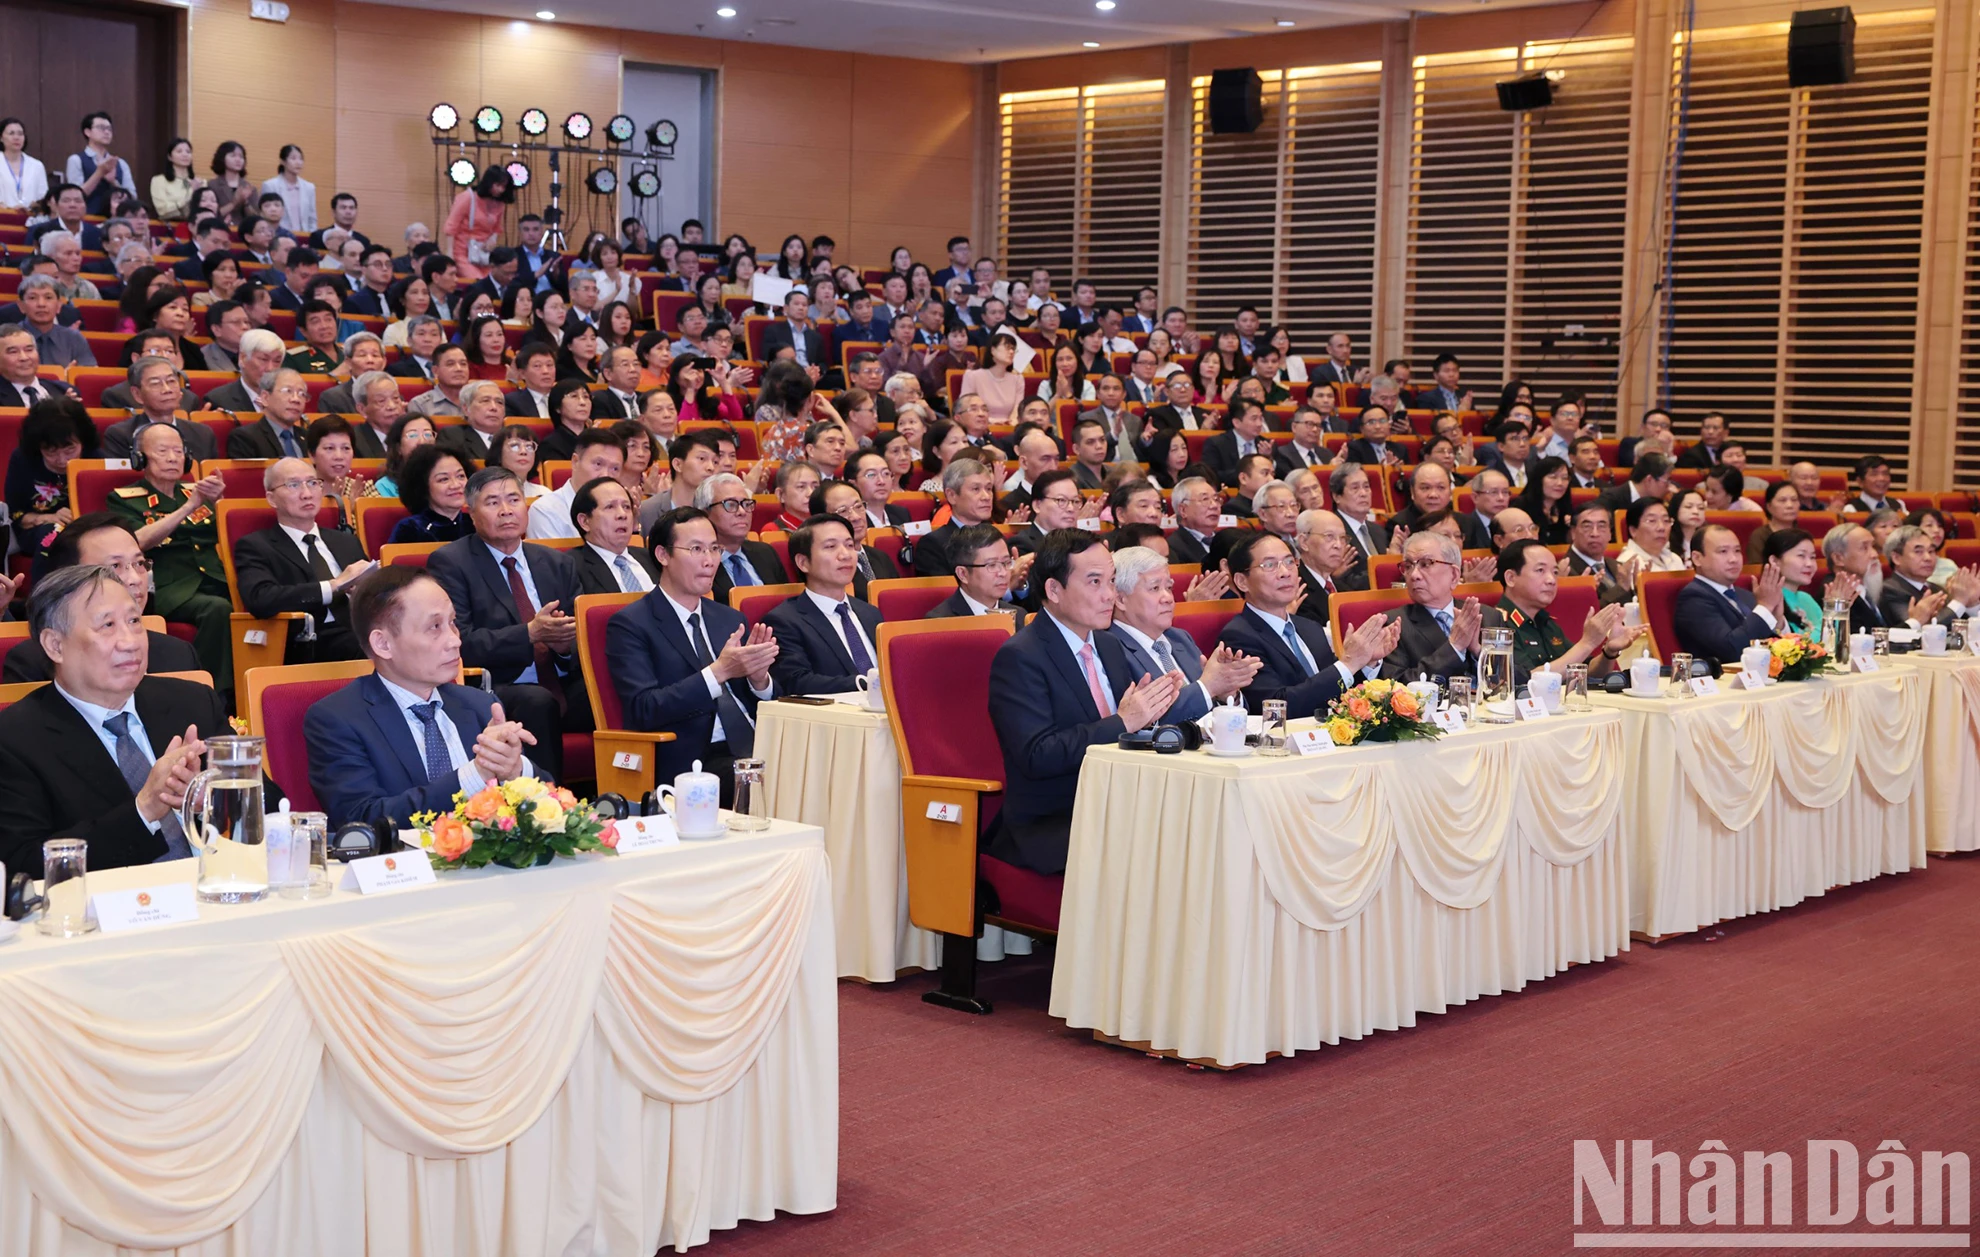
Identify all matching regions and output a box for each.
[520,108,550,138]
[473,106,503,135]
[630,167,661,200]
[448,158,478,186]
[429,103,460,132]
[605,114,637,145]
[564,112,593,142]
[505,160,532,188]
[585,167,618,195]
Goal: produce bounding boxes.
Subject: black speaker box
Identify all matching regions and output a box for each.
[1208,68,1264,134]
[1496,74,1553,111]
[1788,6,1855,87]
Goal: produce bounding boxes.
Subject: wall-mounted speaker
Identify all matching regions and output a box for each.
[1208,68,1263,134]
[1496,74,1553,111]
[1788,6,1855,87]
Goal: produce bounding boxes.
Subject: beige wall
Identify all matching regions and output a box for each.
[182,0,977,268]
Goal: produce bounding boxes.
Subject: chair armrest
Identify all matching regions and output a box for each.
[592,728,678,799]
[901,777,1003,937]
[903,773,1004,794]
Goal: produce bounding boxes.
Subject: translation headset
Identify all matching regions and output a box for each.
[1116,722,1201,754]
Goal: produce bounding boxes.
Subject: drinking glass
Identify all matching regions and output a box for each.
[1445,676,1474,723]
[277,811,332,900]
[1668,653,1694,697]
[1871,627,1890,656]
[727,757,770,830]
[1258,699,1289,756]
[38,839,97,937]
[1563,663,1591,712]
[1823,597,1850,661]
[1477,627,1516,723]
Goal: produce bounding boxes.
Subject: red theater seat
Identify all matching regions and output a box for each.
[574,592,676,797]
[246,661,376,812]
[869,575,957,620]
[729,582,801,631]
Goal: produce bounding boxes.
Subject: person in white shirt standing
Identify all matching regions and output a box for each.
[260,145,318,236]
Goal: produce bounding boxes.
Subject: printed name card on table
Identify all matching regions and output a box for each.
[1514,696,1550,721]
[1852,655,1881,673]
[1289,728,1336,755]
[344,848,436,894]
[613,814,679,853]
[901,519,932,538]
[1688,675,1721,697]
[1430,707,1467,734]
[92,883,198,933]
[1075,517,1103,532]
[1218,514,1239,529]
[1732,669,1767,691]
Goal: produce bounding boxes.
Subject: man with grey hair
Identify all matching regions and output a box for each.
[102,355,219,461]
[1822,523,1884,632]
[1167,474,1222,566]
[700,471,789,603]
[202,327,288,414]
[0,564,229,875]
[1879,525,1980,629]
[315,331,389,414]
[1293,507,1359,626]
[232,458,374,661]
[912,457,999,576]
[0,323,78,408]
[436,380,510,466]
[566,267,600,325]
[38,230,100,302]
[99,328,205,411]
[952,392,992,447]
[1380,530,1505,682]
[348,369,406,460]
[227,367,312,459]
[1107,545,1262,724]
[426,467,586,778]
[386,314,446,381]
[883,371,924,408]
[1253,478,1298,543]
[13,275,93,368]
[1366,373,1402,417]
[112,241,153,291]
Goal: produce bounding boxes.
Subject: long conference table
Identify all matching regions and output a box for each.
[0,820,837,1256]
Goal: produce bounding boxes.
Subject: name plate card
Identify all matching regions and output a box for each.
[1075,517,1103,532]
[92,883,198,933]
[1289,728,1336,755]
[1688,675,1721,696]
[1733,670,1768,691]
[613,815,680,853]
[1218,514,1239,529]
[1430,708,1467,734]
[346,849,435,894]
[1514,696,1550,721]
[901,520,933,538]
[1852,655,1881,673]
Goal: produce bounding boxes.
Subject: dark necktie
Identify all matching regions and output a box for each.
[1282,622,1314,677]
[687,610,754,755]
[727,553,757,588]
[856,548,874,581]
[409,701,453,783]
[102,712,189,859]
[502,555,561,703]
[303,533,333,581]
[278,425,302,458]
[835,602,874,673]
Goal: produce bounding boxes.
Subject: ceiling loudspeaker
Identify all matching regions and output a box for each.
[1496,74,1553,111]
[1207,68,1264,134]
[1788,6,1855,87]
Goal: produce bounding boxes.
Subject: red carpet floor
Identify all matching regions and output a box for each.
[711,856,1980,1256]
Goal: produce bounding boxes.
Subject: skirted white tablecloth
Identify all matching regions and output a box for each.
[1592,668,1929,938]
[756,699,942,981]
[0,820,837,1256]
[1049,713,1632,1068]
[1890,653,1980,854]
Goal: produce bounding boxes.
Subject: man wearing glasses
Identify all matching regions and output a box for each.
[699,471,791,605]
[226,368,314,460]
[1216,531,1398,716]
[847,449,909,528]
[926,523,1028,627]
[233,458,376,662]
[1,515,201,682]
[1378,532,1504,683]
[608,506,780,804]
[811,480,899,600]
[108,423,234,696]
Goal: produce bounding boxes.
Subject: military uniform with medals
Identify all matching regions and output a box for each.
[107,482,234,695]
[1497,596,1569,679]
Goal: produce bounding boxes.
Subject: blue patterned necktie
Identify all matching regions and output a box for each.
[410,702,453,782]
[103,713,190,859]
[1282,622,1313,677]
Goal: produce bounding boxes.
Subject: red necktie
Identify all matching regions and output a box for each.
[503,555,562,708]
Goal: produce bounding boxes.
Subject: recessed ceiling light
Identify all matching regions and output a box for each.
[1082,40,1099,47]
[1095,0,1115,9]
[1276,17,1295,25]
[716,5,737,14]
[534,8,554,17]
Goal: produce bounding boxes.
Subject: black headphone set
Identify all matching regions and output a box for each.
[591,792,671,820]
[1116,722,1203,754]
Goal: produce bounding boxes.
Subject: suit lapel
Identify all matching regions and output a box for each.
[797,595,856,672]
[470,543,523,627]
[360,674,433,785]
[1163,629,1204,683]
[439,686,486,750]
[1038,620,1101,720]
[41,688,134,796]
[1112,628,1156,681]
[1243,606,1304,677]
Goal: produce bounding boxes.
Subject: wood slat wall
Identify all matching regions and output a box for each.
[1954,21,1980,489]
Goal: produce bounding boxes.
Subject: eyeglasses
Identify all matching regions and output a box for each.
[1251,556,1298,573]
[669,543,721,559]
[272,477,323,492]
[272,386,308,398]
[1399,558,1456,575]
[1038,494,1082,507]
[709,498,753,514]
[963,558,1014,573]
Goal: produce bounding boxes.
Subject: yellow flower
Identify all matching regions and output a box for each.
[500,780,529,806]
[531,797,567,833]
[511,776,550,801]
[1363,679,1394,697]
[1327,716,1359,746]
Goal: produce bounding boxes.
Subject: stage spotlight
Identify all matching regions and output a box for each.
[448,158,478,186]
[564,112,593,142]
[585,167,618,195]
[505,160,531,188]
[630,167,661,199]
[429,103,460,132]
[473,105,503,135]
[606,114,636,145]
[646,119,679,149]
[519,108,550,137]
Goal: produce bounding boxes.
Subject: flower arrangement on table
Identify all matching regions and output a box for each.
[1767,632,1832,682]
[1322,677,1444,746]
[411,777,619,870]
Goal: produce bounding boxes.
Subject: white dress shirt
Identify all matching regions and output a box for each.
[526,482,580,540]
[56,683,164,835]
[805,587,877,671]
[592,543,653,592]
[659,590,774,744]
[378,674,535,798]
[278,521,339,614]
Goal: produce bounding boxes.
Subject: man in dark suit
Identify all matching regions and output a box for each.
[812,480,899,600]
[225,367,312,460]
[1200,400,1272,489]
[1562,501,1636,608]
[925,523,1026,625]
[1417,352,1471,413]
[1292,508,1362,627]
[847,450,910,529]
[1166,474,1224,568]
[1616,409,1674,469]
[1216,532,1398,715]
[342,245,396,317]
[0,324,78,408]
[1821,523,1891,633]
[588,346,644,421]
[1328,464,1389,585]
[426,468,591,779]
[1313,333,1369,387]
[233,459,375,662]
[1389,464,1490,551]
[0,566,228,876]
[607,507,780,802]
[386,316,445,382]
[304,567,541,831]
[1139,371,1206,461]
[1342,404,1406,468]
[702,472,791,604]
[435,381,509,469]
[1108,543,1260,724]
[1879,525,1980,629]
[1379,533,1506,682]
[1674,411,1728,469]
[571,479,663,596]
[1,516,201,683]
[1273,406,1331,480]
[760,291,826,376]
[96,359,213,463]
[912,458,999,576]
[986,529,1184,875]
[1596,452,1674,516]
[762,515,886,695]
[1672,523,1788,670]
[172,218,237,284]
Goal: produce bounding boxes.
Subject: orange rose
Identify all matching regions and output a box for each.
[462,789,503,823]
[1390,689,1419,720]
[1768,654,1783,677]
[430,814,474,861]
[1346,696,1374,721]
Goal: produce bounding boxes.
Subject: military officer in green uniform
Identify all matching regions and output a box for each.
[108,422,233,699]
[1496,539,1646,681]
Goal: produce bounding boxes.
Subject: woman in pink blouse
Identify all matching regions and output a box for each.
[959,332,1025,423]
[441,165,515,284]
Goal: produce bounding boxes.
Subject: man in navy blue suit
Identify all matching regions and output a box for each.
[304,566,540,831]
[1673,522,1788,670]
[762,514,886,696]
[1216,532,1399,717]
[605,507,780,803]
[1106,545,1260,724]
[987,529,1184,875]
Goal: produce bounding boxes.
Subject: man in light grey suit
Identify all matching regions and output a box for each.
[1106,545,1261,725]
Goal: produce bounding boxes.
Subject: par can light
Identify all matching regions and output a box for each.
[472,106,503,135]
[585,167,618,195]
[448,158,478,187]
[563,112,593,142]
[429,103,460,131]
[519,108,550,137]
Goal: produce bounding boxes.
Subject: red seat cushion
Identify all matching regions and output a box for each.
[979,855,1062,933]
[1170,600,1243,656]
[874,580,955,621]
[261,675,361,810]
[561,731,594,782]
[885,623,1006,783]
